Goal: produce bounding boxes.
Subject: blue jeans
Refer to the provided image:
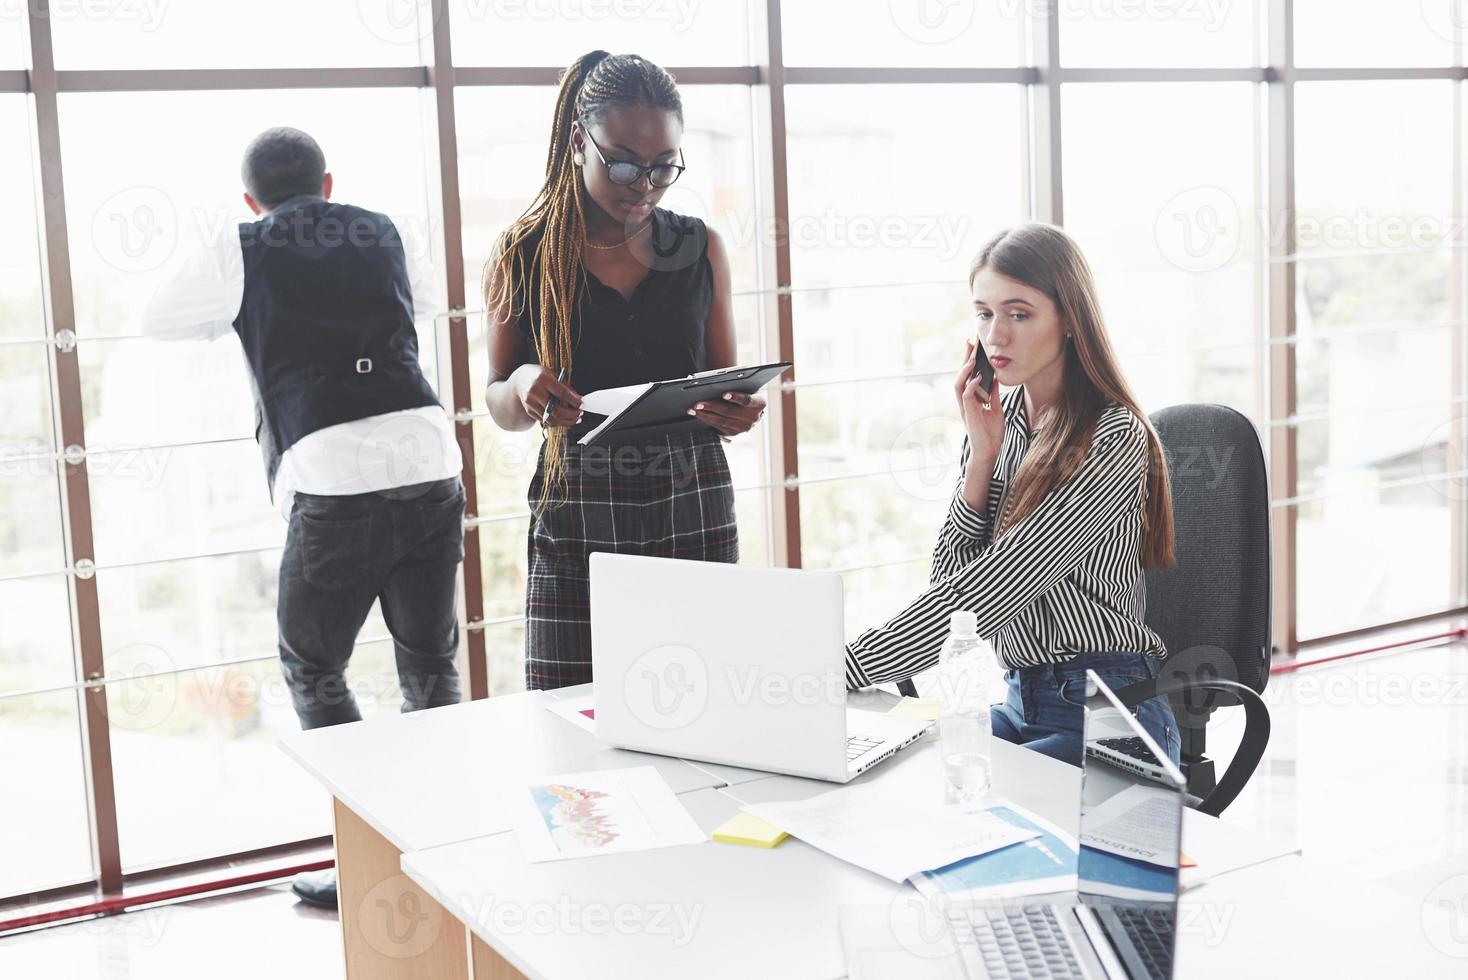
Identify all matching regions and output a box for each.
[277,477,466,729]
[990,652,1181,768]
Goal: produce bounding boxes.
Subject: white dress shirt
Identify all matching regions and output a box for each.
[137,208,462,519]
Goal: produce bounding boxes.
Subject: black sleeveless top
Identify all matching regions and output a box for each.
[512,208,714,442]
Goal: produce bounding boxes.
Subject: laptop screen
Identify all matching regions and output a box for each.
[1076,670,1186,979]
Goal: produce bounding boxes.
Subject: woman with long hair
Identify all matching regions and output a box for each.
[484,51,763,690]
[845,222,1180,765]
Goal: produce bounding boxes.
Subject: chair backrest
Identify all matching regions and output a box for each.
[1144,404,1272,710]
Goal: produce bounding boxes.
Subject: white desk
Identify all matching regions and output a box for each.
[283,685,1448,979]
[398,736,1312,979]
[405,786,900,980]
[277,691,726,978]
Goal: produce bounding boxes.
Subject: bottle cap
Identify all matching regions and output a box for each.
[949,610,978,637]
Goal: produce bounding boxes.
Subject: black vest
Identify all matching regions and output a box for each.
[233,198,441,492]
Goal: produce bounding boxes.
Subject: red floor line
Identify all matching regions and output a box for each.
[0,859,334,934]
[1269,628,1468,676]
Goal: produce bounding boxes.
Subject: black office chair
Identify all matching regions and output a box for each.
[897,403,1272,816]
[1114,403,1273,815]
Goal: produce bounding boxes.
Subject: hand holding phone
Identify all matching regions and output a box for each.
[971,337,996,404]
[957,339,1005,471]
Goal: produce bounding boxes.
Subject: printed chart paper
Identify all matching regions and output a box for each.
[511,766,705,863]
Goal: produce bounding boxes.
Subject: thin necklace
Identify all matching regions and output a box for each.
[584,219,653,251]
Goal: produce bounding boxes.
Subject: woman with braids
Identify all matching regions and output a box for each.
[484,51,763,690]
[844,223,1182,767]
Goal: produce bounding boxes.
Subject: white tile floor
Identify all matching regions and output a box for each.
[0,883,342,979]
[4,635,1467,978]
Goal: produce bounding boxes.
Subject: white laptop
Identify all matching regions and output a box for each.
[588,553,933,782]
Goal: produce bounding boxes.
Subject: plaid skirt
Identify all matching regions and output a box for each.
[524,428,739,690]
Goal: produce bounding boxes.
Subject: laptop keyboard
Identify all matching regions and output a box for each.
[1095,736,1161,767]
[845,734,884,762]
[949,906,1083,979]
[1102,905,1173,979]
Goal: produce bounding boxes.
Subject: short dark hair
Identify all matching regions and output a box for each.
[241,127,326,209]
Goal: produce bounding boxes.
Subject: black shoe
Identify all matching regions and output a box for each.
[291,868,338,909]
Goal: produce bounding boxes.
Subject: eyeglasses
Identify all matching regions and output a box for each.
[577,123,686,188]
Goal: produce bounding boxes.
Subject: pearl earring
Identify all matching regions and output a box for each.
[573,151,585,166]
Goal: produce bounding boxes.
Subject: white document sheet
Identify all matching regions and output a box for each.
[576,382,654,444]
[544,695,596,735]
[1079,783,1181,867]
[511,766,705,863]
[578,382,653,417]
[744,784,1039,883]
[1178,813,1299,890]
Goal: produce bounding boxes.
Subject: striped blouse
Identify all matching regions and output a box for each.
[844,385,1166,687]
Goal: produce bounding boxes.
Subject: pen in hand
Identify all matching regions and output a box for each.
[542,368,568,425]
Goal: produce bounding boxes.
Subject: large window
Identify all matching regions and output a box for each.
[783,83,1025,634]
[4,0,1466,910]
[1061,82,1262,420]
[1291,80,1459,638]
[47,0,431,69]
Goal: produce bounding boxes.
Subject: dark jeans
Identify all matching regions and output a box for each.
[277,476,465,729]
[990,651,1181,768]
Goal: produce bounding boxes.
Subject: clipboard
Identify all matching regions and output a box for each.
[577,362,792,447]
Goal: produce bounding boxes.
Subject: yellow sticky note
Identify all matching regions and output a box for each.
[712,812,788,848]
[889,696,942,722]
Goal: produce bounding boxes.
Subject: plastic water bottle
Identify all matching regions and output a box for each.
[934,611,999,808]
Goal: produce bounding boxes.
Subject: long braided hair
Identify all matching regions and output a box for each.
[485,51,683,510]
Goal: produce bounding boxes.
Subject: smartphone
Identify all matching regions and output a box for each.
[971,337,995,396]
